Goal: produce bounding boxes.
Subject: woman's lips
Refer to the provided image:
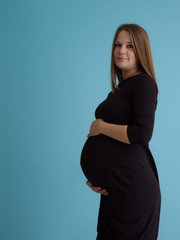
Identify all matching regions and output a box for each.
[117,57,128,60]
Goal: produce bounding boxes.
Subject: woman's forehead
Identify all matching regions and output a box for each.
[116,30,132,42]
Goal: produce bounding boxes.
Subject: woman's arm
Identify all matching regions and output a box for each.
[87,76,157,146]
[101,122,130,144]
[101,76,158,146]
[87,119,130,144]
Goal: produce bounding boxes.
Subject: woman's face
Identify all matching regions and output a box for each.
[114,30,139,75]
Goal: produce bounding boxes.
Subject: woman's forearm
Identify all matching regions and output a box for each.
[101,121,130,144]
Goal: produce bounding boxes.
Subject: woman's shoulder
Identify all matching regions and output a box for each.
[107,73,157,96]
[133,73,155,83]
[131,73,158,99]
[132,73,157,91]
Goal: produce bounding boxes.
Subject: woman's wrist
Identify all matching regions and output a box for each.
[100,120,108,134]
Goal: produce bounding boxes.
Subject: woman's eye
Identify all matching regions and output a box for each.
[115,44,133,48]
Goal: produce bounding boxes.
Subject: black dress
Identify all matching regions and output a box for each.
[80,73,161,240]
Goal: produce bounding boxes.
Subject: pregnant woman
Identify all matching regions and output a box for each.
[80,23,161,240]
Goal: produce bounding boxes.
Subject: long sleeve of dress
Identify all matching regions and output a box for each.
[127,76,158,146]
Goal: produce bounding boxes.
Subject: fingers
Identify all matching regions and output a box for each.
[86,180,109,196]
[98,189,109,196]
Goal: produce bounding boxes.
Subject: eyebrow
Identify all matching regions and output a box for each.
[116,41,132,43]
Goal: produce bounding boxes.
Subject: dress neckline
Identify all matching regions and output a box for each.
[118,73,146,87]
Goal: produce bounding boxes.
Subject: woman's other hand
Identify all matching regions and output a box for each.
[87,119,104,138]
[86,180,109,196]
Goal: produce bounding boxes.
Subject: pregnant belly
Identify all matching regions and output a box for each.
[80,134,126,187]
[80,135,155,190]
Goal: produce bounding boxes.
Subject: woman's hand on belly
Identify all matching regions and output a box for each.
[87,119,104,138]
[86,180,109,196]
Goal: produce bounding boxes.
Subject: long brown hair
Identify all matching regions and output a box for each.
[110,23,159,93]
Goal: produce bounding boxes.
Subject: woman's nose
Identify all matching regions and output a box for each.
[119,46,126,54]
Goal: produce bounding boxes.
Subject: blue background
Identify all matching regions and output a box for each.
[1,0,179,239]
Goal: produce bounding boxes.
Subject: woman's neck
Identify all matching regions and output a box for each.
[122,69,143,81]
